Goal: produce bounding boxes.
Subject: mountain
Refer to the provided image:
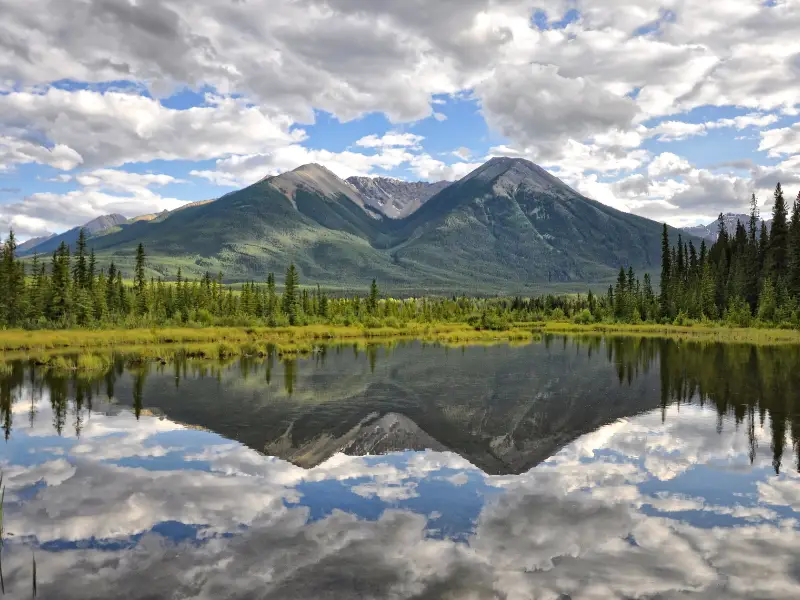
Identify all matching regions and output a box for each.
[17,234,55,253]
[347,176,451,218]
[20,214,128,256]
[82,158,693,292]
[383,157,686,285]
[682,213,772,242]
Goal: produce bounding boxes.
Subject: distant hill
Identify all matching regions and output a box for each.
[72,158,694,293]
[347,177,451,218]
[17,234,55,254]
[682,213,772,242]
[20,214,128,256]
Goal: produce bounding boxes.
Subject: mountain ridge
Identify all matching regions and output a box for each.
[48,158,696,292]
[347,176,451,218]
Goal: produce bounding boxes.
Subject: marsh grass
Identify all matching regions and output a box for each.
[536,322,800,344]
[0,324,538,355]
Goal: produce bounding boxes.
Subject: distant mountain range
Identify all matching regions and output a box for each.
[682,213,772,242]
[19,214,128,256]
[20,158,694,292]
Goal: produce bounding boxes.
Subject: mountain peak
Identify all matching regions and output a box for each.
[346,176,451,218]
[266,163,363,207]
[460,156,572,197]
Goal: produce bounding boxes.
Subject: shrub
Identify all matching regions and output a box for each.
[573,309,594,325]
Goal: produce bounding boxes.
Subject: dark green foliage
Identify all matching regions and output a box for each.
[282,264,299,325]
[788,193,800,298]
[767,183,789,281]
[655,182,800,326]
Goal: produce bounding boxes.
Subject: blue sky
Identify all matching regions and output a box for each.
[1,0,799,239]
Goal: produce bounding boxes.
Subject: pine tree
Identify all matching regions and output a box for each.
[73,228,88,290]
[266,272,278,322]
[788,192,800,298]
[758,277,777,322]
[368,279,379,315]
[659,223,671,317]
[767,183,789,281]
[47,242,71,322]
[282,263,299,325]
[88,249,96,291]
[700,260,717,319]
[614,267,627,320]
[748,193,759,245]
[134,243,147,316]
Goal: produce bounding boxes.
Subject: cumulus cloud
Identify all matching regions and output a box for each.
[355,132,424,149]
[0,168,189,238]
[648,152,693,178]
[0,88,304,170]
[0,0,799,228]
[478,63,639,157]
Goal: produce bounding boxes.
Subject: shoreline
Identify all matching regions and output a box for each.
[0,322,799,357]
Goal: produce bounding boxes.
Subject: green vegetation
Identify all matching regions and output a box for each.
[654,184,800,327]
[22,159,691,292]
[1,180,799,346]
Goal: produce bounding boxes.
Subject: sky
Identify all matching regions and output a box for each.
[0,0,799,241]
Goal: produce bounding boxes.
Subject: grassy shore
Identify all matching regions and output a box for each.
[0,323,536,354]
[0,321,799,360]
[535,322,800,344]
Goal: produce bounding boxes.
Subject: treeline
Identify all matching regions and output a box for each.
[1,183,799,331]
[657,183,800,326]
[0,229,598,329]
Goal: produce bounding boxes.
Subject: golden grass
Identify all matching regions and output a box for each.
[1,322,798,367]
[0,323,536,354]
[535,322,800,344]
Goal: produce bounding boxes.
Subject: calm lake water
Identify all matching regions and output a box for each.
[1,336,800,599]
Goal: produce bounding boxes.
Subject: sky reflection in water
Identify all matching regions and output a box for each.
[1,337,799,599]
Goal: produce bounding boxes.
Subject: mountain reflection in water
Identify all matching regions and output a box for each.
[0,336,799,599]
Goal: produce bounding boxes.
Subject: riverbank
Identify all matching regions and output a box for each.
[1,321,799,357]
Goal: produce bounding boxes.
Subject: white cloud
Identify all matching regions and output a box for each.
[355,132,424,149]
[408,154,483,181]
[759,123,800,157]
[0,0,798,226]
[0,88,304,170]
[0,168,189,238]
[648,152,692,178]
[646,120,707,142]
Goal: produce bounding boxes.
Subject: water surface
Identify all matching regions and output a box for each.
[1,337,799,598]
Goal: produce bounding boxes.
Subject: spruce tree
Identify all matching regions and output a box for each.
[767,183,789,280]
[614,267,627,320]
[788,193,800,298]
[134,243,147,316]
[73,228,87,289]
[282,263,299,324]
[368,279,379,315]
[659,224,671,317]
[748,193,759,245]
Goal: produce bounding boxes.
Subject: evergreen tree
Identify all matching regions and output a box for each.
[47,242,71,322]
[788,193,800,298]
[614,267,627,320]
[767,183,789,281]
[73,228,88,289]
[748,193,759,245]
[758,277,777,322]
[134,243,147,315]
[659,223,671,317]
[282,263,299,325]
[368,279,379,315]
[266,273,278,321]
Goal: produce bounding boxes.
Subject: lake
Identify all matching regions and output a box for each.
[0,336,799,599]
